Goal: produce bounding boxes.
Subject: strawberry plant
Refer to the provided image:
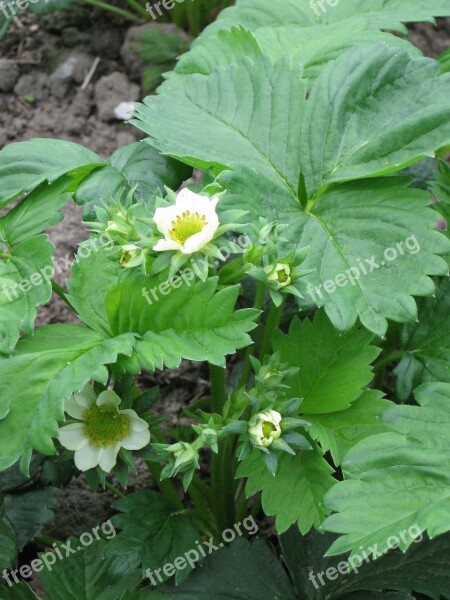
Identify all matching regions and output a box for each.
[1,1,450,598]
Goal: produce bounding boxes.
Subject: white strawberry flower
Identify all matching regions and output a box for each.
[59,385,150,473]
[248,409,282,448]
[153,188,220,255]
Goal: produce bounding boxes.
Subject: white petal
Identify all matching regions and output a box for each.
[98,444,121,472]
[153,205,181,235]
[74,443,102,471]
[59,423,89,451]
[120,409,150,432]
[96,390,121,408]
[182,228,215,254]
[65,384,96,419]
[153,239,182,252]
[121,428,151,450]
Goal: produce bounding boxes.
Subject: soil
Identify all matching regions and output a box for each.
[1,8,450,592]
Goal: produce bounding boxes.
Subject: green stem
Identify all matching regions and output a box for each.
[104,481,126,499]
[51,280,75,310]
[122,0,149,19]
[146,461,184,511]
[238,281,266,388]
[81,0,143,21]
[258,298,285,360]
[210,364,235,531]
[374,350,403,371]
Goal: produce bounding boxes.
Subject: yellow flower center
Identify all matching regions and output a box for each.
[169,211,207,245]
[83,405,131,447]
[262,421,276,439]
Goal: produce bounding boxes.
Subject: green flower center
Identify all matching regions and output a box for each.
[120,251,132,266]
[169,211,207,245]
[83,405,130,447]
[262,421,276,438]
[277,267,290,284]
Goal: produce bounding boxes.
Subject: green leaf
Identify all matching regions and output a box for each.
[323,382,450,559]
[273,311,379,414]
[0,582,40,599]
[135,28,188,64]
[106,272,258,369]
[174,26,263,78]
[75,142,192,221]
[133,56,306,201]
[237,447,335,534]
[438,47,450,74]
[0,235,55,355]
[203,0,450,36]
[301,45,450,198]
[27,0,75,15]
[161,538,296,600]
[105,491,199,585]
[175,21,415,85]
[395,277,450,401]
[308,390,391,465]
[66,243,121,336]
[288,178,450,337]
[281,525,450,600]
[0,177,72,246]
[37,537,141,600]
[3,488,58,549]
[0,139,103,207]
[0,325,137,471]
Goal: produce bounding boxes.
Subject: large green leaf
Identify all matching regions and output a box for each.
[202,0,450,35]
[273,311,379,414]
[105,491,198,584]
[133,56,306,202]
[174,21,416,86]
[0,235,55,355]
[0,178,74,354]
[237,446,335,534]
[281,526,450,600]
[301,45,450,198]
[0,582,40,599]
[161,538,296,600]
[323,382,450,559]
[75,142,192,221]
[106,272,258,369]
[288,178,450,337]
[3,487,58,549]
[37,538,141,600]
[307,390,391,465]
[0,325,137,471]
[395,277,450,401]
[0,139,103,207]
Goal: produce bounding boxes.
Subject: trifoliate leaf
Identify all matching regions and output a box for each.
[0,139,102,207]
[307,390,391,465]
[161,538,296,600]
[105,491,199,585]
[395,277,450,401]
[237,447,335,534]
[323,382,450,559]
[301,45,450,198]
[37,537,141,600]
[273,311,379,414]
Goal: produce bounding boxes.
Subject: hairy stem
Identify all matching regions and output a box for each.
[258,298,285,360]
